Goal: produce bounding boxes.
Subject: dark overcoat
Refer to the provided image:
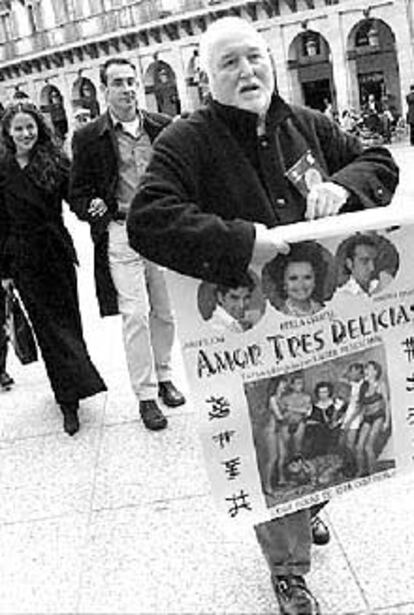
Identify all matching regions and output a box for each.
[0,156,106,405]
[70,109,171,316]
[406,91,414,124]
[127,95,399,287]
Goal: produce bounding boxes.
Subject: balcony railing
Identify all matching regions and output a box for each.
[0,0,214,64]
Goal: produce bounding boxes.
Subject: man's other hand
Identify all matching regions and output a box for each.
[1,278,13,293]
[306,181,350,220]
[251,223,290,266]
[88,197,108,218]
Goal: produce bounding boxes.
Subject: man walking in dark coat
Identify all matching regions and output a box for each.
[127,17,399,614]
[406,84,414,146]
[70,57,185,431]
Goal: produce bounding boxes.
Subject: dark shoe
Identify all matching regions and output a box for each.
[60,403,80,436]
[140,399,168,431]
[0,371,14,390]
[158,380,185,408]
[311,515,330,546]
[272,575,321,615]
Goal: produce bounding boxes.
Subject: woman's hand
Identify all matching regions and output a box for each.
[1,278,13,292]
[88,197,108,218]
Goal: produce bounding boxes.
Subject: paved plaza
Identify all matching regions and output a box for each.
[1,142,414,614]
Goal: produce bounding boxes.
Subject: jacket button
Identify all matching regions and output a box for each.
[275,198,286,207]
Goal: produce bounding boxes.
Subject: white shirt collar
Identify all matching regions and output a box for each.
[210,305,245,333]
[110,109,143,138]
[341,275,379,296]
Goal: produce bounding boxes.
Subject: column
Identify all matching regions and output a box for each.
[263,24,291,101]
[324,11,349,113]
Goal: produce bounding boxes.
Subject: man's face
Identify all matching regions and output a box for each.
[284,261,316,303]
[317,386,330,401]
[217,286,252,322]
[208,27,274,116]
[346,244,377,290]
[347,365,363,382]
[291,377,304,393]
[103,63,137,119]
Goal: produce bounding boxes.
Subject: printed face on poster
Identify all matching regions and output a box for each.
[167,209,414,526]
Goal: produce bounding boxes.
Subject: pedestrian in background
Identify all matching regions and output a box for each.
[0,282,14,390]
[406,84,414,145]
[128,17,399,614]
[70,57,185,432]
[72,107,92,132]
[0,101,106,435]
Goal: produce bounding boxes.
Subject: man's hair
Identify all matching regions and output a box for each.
[199,16,267,78]
[366,360,382,380]
[347,362,364,376]
[216,277,255,299]
[100,57,136,86]
[345,234,377,262]
[314,381,334,398]
[265,241,327,303]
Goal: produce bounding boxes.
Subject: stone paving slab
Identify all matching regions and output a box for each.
[374,605,414,614]
[327,472,414,612]
[78,498,277,614]
[0,428,101,524]
[91,415,210,511]
[0,513,88,614]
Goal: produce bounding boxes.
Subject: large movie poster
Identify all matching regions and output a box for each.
[167,208,414,526]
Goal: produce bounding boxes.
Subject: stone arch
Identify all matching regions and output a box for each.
[39,83,68,141]
[287,30,336,112]
[71,75,100,118]
[144,58,181,117]
[346,18,401,116]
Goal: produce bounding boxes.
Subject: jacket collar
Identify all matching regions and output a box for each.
[97,110,113,136]
[209,93,293,139]
[98,109,142,136]
[97,108,171,140]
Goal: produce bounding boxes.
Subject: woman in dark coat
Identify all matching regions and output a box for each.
[0,101,106,435]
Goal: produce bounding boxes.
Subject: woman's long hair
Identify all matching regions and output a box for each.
[264,241,328,304]
[0,101,68,194]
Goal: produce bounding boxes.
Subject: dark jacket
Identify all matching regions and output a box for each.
[406,91,414,124]
[0,156,77,279]
[127,95,399,287]
[70,109,171,316]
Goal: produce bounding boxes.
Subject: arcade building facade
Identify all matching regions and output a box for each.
[0,0,412,138]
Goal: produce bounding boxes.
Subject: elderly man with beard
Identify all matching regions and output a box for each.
[127,17,399,614]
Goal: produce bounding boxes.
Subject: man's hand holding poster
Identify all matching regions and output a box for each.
[167,208,414,526]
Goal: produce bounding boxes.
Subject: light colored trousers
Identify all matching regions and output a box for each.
[108,221,175,401]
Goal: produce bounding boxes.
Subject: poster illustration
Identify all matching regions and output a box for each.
[167,208,414,526]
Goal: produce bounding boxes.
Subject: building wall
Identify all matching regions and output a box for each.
[0,0,412,136]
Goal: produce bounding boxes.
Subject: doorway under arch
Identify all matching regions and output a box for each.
[186,49,209,110]
[287,30,335,112]
[347,18,401,117]
[144,58,181,117]
[39,83,68,141]
[71,76,100,118]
